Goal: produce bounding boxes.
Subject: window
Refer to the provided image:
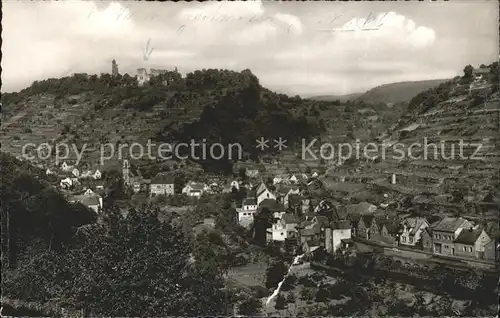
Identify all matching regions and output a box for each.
[463,246,467,252]
[469,247,472,252]
[402,237,406,242]
[281,232,284,236]
[409,237,413,243]
[444,245,448,249]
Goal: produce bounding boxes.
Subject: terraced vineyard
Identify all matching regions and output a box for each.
[320,76,500,217]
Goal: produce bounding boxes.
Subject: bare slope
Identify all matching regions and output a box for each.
[356,79,451,104]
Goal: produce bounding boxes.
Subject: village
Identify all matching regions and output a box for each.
[40,153,499,271]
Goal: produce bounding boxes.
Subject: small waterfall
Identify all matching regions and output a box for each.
[265,253,305,306]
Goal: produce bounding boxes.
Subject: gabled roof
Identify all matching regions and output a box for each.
[332,204,348,221]
[331,220,351,230]
[432,217,468,233]
[256,182,268,196]
[277,186,291,196]
[186,182,204,190]
[315,215,330,228]
[454,228,487,245]
[378,219,400,235]
[403,217,428,235]
[151,173,174,184]
[360,215,375,227]
[259,199,285,212]
[71,195,100,206]
[243,197,257,206]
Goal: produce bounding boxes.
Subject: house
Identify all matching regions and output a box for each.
[431,217,472,256]
[150,174,175,196]
[137,68,170,86]
[288,194,306,214]
[266,212,298,242]
[259,199,286,219]
[83,188,95,196]
[421,227,433,252]
[356,215,398,245]
[60,177,73,189]
[94,181,105,191]
[182,182,205,197]
[276,186,300,208]
[72,168,80,178]
[93,169,102,180]
[311,171,319,178]
[453,228,495,260]
[256,183,276,205]
[237,198,258,228]
[45,168,54,175]
[230,180,240,190]
[69,195,101,213]
[267,218,288,242]
[472,67,490,82]
[80,170,92,179]
[399,217,430,247]
[329,220,352,253]
[289,174,307,184]
[245,169,259,178]
[283,213,298,237]
[242,197,258,211]
[61,161,72,172]
[273,175,285,185]
[377,218,400,246]
[222,184,234,193]
[297,215,331,252]
[356,215,378,240]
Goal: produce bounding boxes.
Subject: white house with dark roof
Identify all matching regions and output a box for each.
[431,217,472,256]
[230,180,240,190]
[256,183,276,205]
[182,182,205,197]
[93,169,102,180]
[236,197,258,228]
[330,220,352,253]
[266,213,298,242]
[453,228,494,259]
[61,161,73,172]
[399,217,429,247]
[150,174,175,196]
[72,168,80,178]
[69,194,101,213]
[60,177,73,189]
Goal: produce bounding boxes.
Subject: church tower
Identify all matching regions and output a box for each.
[123,159,130,185]
[112,59,119,76]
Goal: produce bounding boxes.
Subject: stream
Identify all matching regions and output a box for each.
[265,253,305,306]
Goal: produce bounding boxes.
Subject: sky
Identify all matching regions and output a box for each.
[2,0,498,96]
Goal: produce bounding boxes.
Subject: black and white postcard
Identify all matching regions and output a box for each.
[1,1,499,317]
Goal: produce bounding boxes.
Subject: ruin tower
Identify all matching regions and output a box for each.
[112,59,119,76]
[123,159,130,185]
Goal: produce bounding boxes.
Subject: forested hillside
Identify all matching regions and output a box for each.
[0,153,96,268]
[1,69,325,172]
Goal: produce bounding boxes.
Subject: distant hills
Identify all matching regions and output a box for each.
[307,92,363,102]
[309,79,451,104]
[357,79,452,104]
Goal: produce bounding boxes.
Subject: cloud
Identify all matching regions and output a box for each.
[1,1,497,95]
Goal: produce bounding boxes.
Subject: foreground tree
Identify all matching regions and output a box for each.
[237,295,263,316]
[3,208,226,316]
